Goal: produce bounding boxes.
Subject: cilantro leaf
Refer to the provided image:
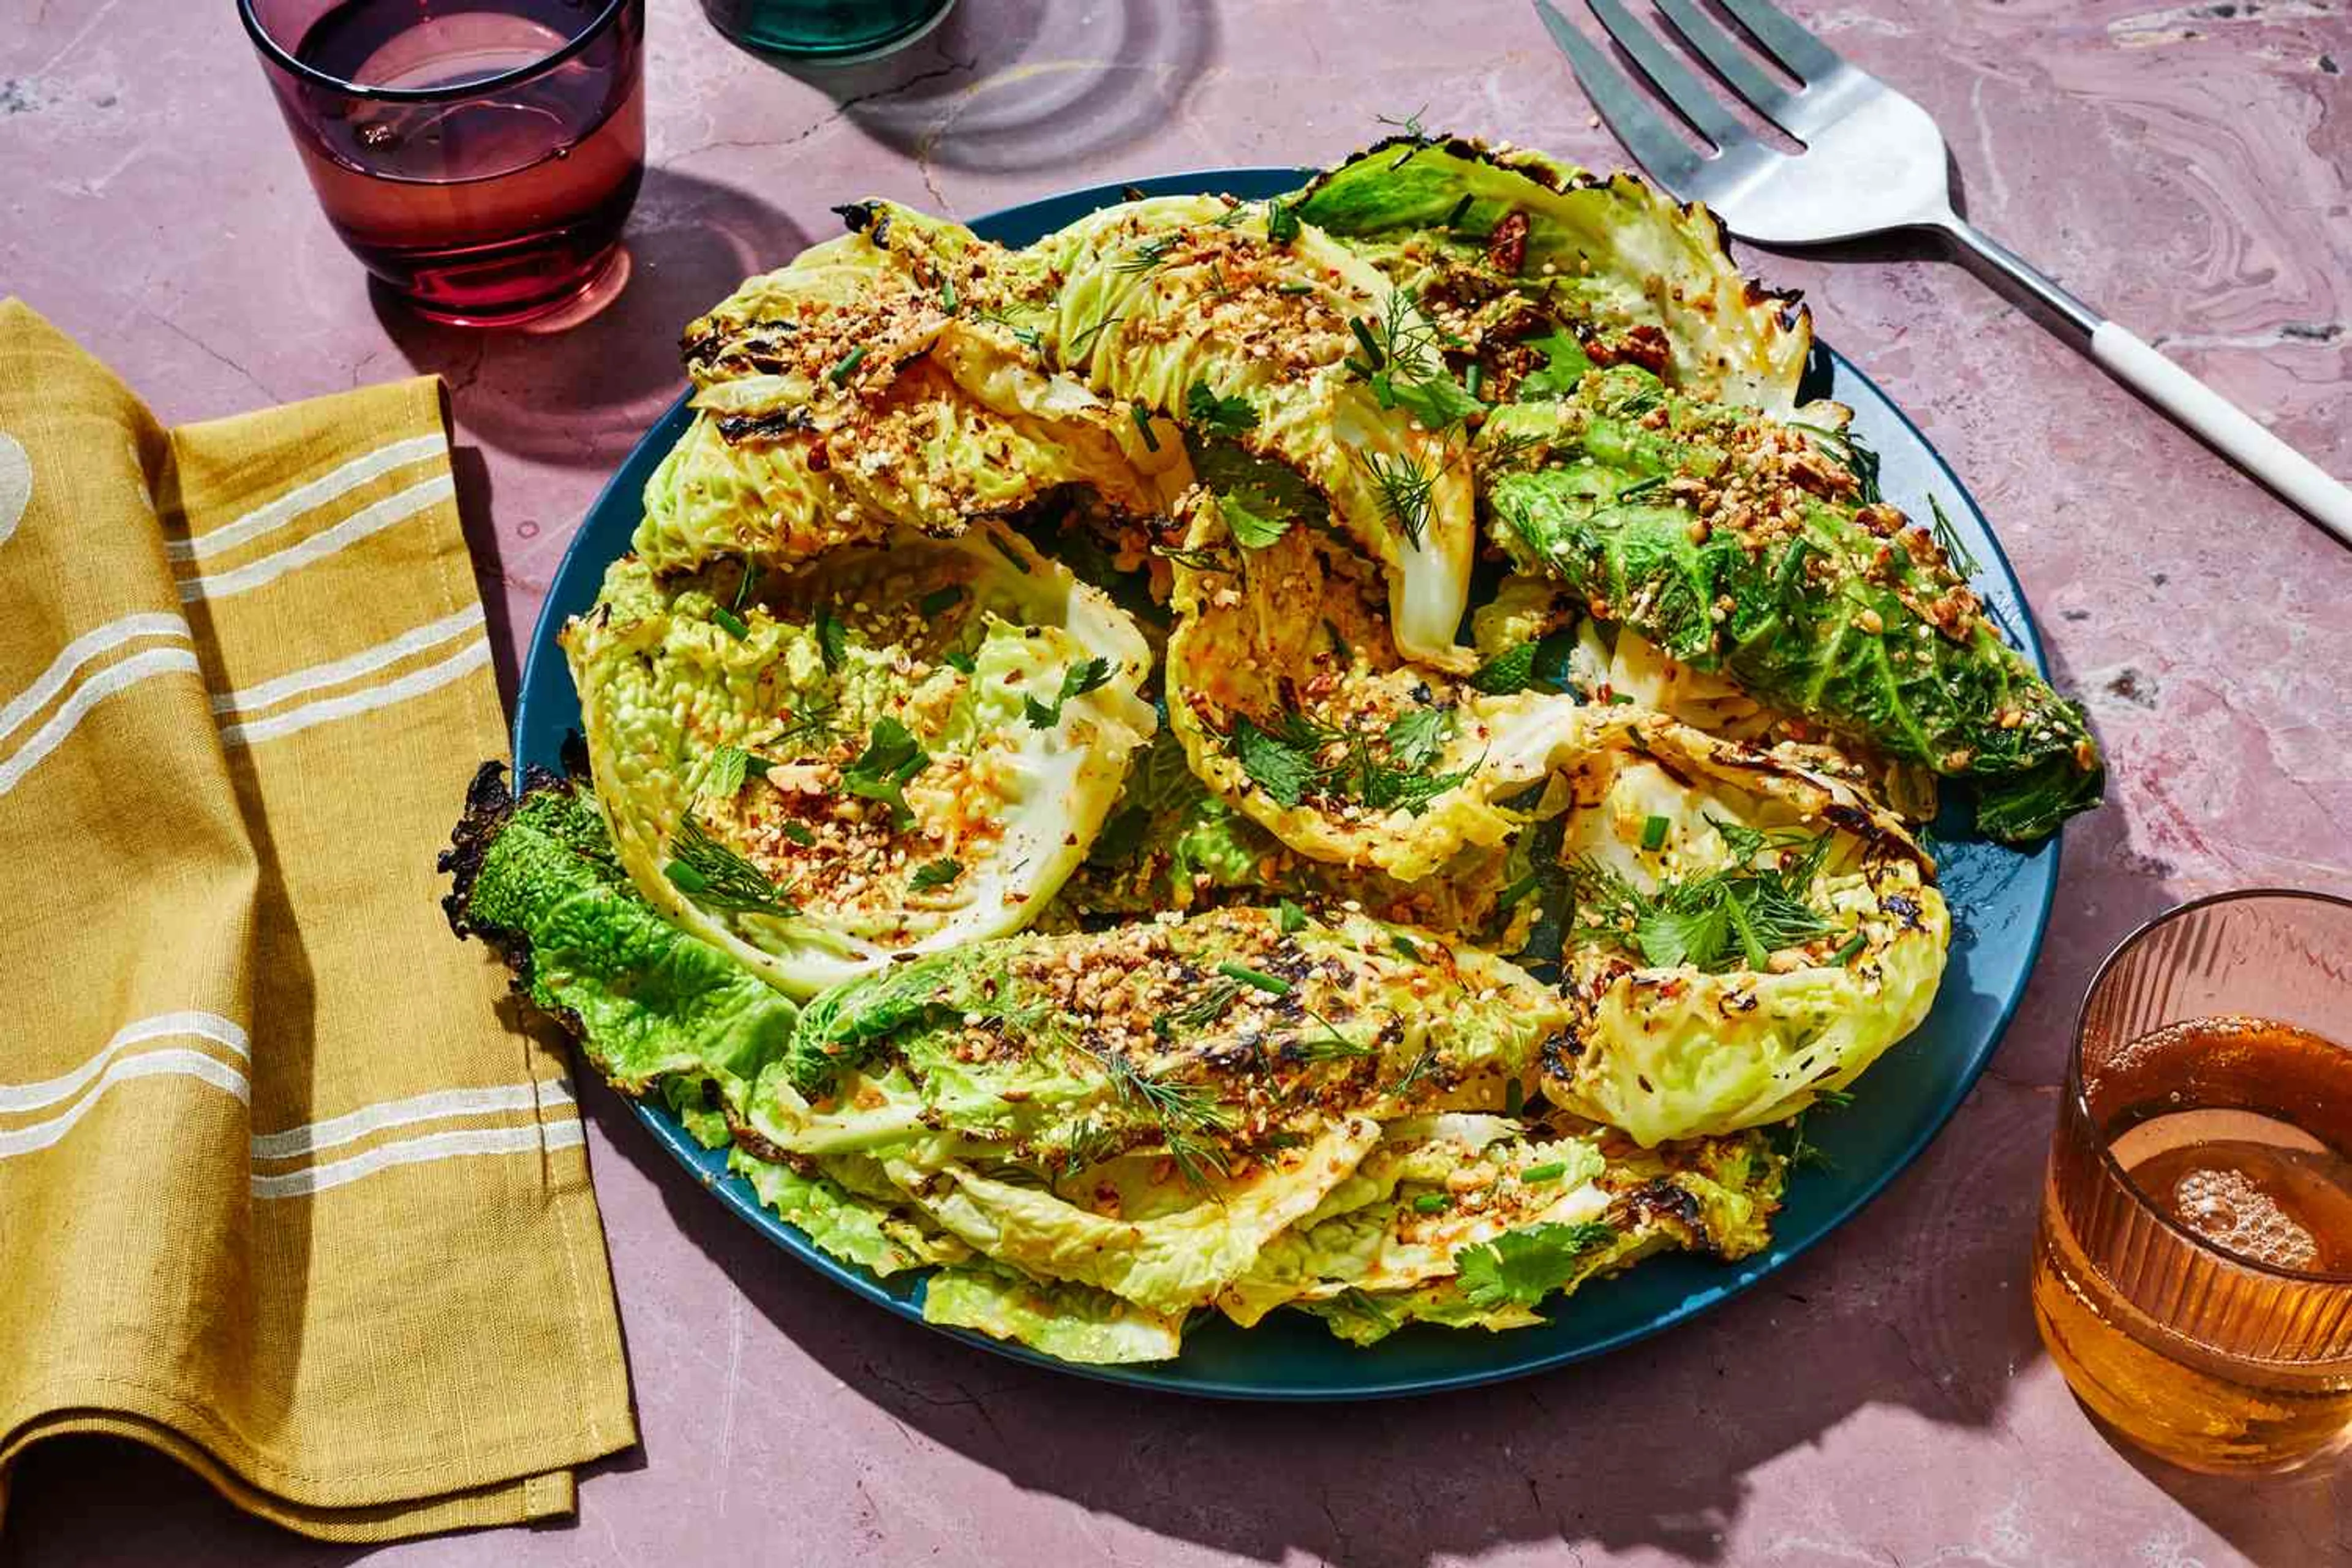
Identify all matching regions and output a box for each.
[1219,491,1291,549]
[840,718,929,829]
[1455,1221,1619,1310]
[1516,327,1593,401]
[1024,657,1114,729]
[1264,200,1301,244]
[1185,381,1259,437]
[908,858,962,891]
[1278,899,1309,935]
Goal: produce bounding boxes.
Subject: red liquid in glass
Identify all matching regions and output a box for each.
[290,0,643,323]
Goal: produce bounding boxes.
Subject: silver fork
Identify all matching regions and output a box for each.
[1533,0,2352,544]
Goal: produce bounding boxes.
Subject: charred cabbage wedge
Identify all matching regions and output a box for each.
[1482,365,2103,841]
[566,530,1155,995]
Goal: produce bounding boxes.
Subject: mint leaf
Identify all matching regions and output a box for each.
[1384,707,1449,770]
[1230,715,1318,807]
[1469,643,1536,695]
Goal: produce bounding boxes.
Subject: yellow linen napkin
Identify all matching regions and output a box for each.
[0,300,635,1542]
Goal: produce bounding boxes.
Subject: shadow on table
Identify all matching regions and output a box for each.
[371,167,810,472]
[744,0,1215,176]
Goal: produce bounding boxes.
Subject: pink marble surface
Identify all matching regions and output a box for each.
[4,0,2351,1562]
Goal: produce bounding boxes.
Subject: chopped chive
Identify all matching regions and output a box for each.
[1130,401,1161,452]
[1831,931,1868,966]
[986,532,1031,574]
[1640,814,1670,851]
[1519,1161,1567,1183]
[916,584,965,617]
[1608,692,1638,706]
[1216,960,1291,996]
[1275,281,1315,295]
[664,860,710,894]
[782,822,815,846]
[1504,1077,1525,1116]
[1412,1193,1451,1214]
[940,275,958,313]
[1444,193,1475,230]
[943,649,977,674]
[1464,361,1483,402]
[711,606,750,639]
[1278,899,1309,935]
[1390,933,1423,962]
[1348,317,1385,370]
[827,345,865,385]
[1494,870,1542,911]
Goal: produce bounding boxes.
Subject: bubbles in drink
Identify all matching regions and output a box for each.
[2170,1165,2320,1270]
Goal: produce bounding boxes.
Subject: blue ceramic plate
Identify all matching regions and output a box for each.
[514,168,2059,1399]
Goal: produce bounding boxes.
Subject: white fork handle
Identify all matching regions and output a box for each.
[2090,322,2352,546]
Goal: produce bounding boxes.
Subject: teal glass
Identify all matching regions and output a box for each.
[699,0,956,61]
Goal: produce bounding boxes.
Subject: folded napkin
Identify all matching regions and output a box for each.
[0,301,634,1541]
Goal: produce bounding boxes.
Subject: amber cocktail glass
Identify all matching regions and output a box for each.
[2034,889,2352,1473]
[239,0,646,326]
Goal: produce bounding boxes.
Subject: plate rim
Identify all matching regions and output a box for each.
[511,165,2060,1400]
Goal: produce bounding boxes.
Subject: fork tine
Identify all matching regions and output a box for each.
[1583,0,1755,152]
[1713,0,1847,85]
[1654,0,1807,134]
[1531,0,1709,193]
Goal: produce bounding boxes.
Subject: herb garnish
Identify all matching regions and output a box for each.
[1226,706,1473,815]
[712,606,751,639]
[1098,1050,1233,1190]
[1066,311,1125,360]
[1360,450,1437,550]
[1114,232,1182,274]
[1128,401,1161,452]
[840,718,930,829]
[1264,200,1301,245]
[1277,899,1310,935]
[986,530,1032,574]
[1219,491,1291,549]
[908,858,962,891]
[1470,642,1536,695]
[1455,1221,1618,1309]
[916,584,965,618]
[1024,656,1113,729]
[1346,291,1478,431]
[1567,828,1834,972]
[815,606,848,671]
[1152,543,1231,571]
[827,345,865,385]
[700,745,766,801]
[1927,493,1980,580]
[1216,960,1290,996]
[1184,381,1259,437]
[665,816,797,918]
